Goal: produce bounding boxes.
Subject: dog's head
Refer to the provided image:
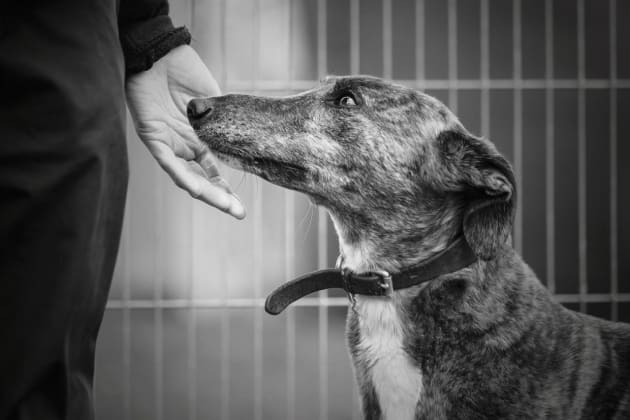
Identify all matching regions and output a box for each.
[189,76,515,260]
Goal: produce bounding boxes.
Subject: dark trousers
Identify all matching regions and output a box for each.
[0,1,128,418]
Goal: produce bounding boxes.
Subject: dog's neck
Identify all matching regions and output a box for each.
[327,205,463,274]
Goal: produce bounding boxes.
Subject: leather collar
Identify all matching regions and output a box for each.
[264,236,477,315]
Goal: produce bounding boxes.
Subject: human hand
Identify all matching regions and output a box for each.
[126,45,245,219]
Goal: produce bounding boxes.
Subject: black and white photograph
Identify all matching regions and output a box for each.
[1,0,629,419]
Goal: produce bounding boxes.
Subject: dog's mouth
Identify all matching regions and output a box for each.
[206,140,308,187]
[209,147,249,171]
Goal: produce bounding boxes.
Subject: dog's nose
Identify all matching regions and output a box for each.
[187,98,214,121]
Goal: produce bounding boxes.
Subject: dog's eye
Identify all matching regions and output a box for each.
[337,95,357,107]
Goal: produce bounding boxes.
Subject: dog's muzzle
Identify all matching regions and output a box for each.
[264,236,478,315]
[187,98,215,123]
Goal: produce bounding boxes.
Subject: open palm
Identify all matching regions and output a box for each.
[126,45,245,219]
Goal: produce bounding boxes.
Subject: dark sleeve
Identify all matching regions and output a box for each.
[118,0,191,76]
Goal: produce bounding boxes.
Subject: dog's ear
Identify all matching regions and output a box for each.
[437,130,516,260]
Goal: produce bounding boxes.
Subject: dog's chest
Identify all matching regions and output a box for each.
[353,297,423,420]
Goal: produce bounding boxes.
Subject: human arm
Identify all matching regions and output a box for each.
[119,1,245,219]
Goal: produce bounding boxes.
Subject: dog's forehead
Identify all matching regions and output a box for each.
[320,75,400,93]
[310,76,459,133]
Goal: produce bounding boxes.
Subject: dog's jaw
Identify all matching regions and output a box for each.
[211,150,246,172]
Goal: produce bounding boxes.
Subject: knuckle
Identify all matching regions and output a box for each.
[173,178,187,190]
[187,183,202,198]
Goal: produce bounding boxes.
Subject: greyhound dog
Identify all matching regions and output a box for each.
[188,76,630,419]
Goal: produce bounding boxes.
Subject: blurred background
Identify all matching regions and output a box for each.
[95,0,630,419]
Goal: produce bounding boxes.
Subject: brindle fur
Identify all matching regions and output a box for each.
[189,76,630,419]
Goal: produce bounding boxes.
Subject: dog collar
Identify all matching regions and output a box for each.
[264,236,477,315]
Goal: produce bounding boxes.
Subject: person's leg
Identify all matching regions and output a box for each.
[0,1,128,419]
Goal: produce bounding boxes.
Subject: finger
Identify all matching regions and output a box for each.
[148,142,246,219]
[169,117,212,159]
[194,69,221,98]
[157,118,212,165]
[196,148,223,180]
[139,121,197,161]
[185,160,234,196]
[169,126,226,185]
[186,159,209,179]
[194,174,246,219]
[171,116,202,147]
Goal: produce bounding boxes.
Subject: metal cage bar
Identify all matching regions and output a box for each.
[188,12,199,418]
[189,156,198,420]
[317,210,329,420]
[545,0,556,295]
[577,0,587,313]
[316,2,330,419]
[448,0,457,112]
[383,0,393,80]
[221,78,630,93]
[219,5,230,420]
[350,0,360,75]
[122,183,131,420]
[106,293,630,310]
[349,3,361,418]
[513,0,523,255]
[415,0,425,83]
[285,165,297,420]
[610,0,619,321]
[252,2,272,419]
[286,2,299,418]
[480,0,490,139]
[155,162,164,420]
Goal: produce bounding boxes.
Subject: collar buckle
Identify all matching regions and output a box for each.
[336,255,394,298]
[372,270,393,297]
[346,269,394,297]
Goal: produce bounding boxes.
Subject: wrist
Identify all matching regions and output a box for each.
[121,20,192,76]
